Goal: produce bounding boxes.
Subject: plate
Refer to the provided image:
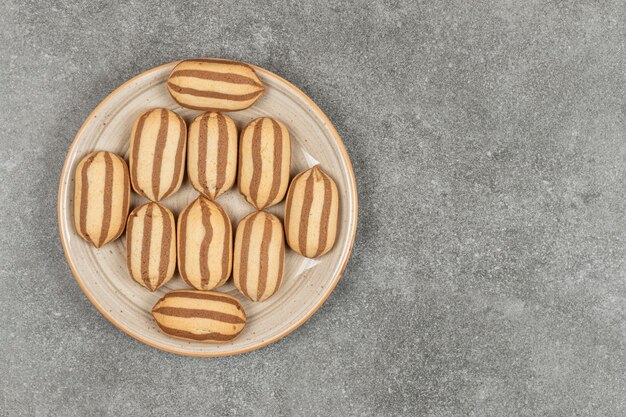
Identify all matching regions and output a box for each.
[57,61,358,356]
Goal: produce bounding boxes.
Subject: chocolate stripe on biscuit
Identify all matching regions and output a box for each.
[151,109,169,200]
[215,113,228,194]
[265,119,283,208]
[97,152,114,248]
[169,69,263,87]
[199,198,214,289]
[140,204,154,289]
[163,115,186,199]
[197,113,211,195]
[256,215,272,300]
[237,213,256,298]
[167,84,261,101]
[298,172,316,255]
[156,204,172,288]
[313,174,332,258]
[153,307,245,324]
[249,119,264,207]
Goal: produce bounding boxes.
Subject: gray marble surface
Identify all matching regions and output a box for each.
[1,1,625,416]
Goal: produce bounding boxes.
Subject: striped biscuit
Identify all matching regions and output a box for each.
[74,151,130,248]
[285,166,339,258]
[167,59,265,112]
[187,112,238,200]
[129,108,187,201]
[177,197,233,291]
[126,203,176,292]
[233,211,285,302]
[152,290,246,343]
[238,118,291,210]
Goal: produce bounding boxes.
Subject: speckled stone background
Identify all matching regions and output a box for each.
[1,0,625,416]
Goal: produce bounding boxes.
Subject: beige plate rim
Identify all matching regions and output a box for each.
[57,60,358,357]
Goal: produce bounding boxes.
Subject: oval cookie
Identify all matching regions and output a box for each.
[233,211,285,302]
[74,151,130,248]
[177,197,233,291]
[238,118,291,210]
[129,108,187,201]
[167,59,265,112]
[126,203,176,292]
[187,112,238,200]
[285,166,339,258]
[152,290,246,343]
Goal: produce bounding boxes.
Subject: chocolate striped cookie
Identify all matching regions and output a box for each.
[126,203,176,292]
[167,59,265,112]
[74,151,130,248]
[152,290,246,343]
[233,211,285,302]
[129,108,187,202]
[285,166,339,258]
[187,112,238,200]
[177,197,233,291]
[238,118,291,210]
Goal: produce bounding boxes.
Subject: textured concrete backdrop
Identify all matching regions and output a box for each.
[1,1,625,416]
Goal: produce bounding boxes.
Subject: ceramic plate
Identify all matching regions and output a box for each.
[58,61,358,356]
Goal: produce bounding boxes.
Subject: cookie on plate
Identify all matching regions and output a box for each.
[167,59,265,112]
[233,211,285,302]
[284,166,339,258]
[187,112,238,200]
[177,197,233,291]
[152,290,246,343]
[238,117,291,210]
[126,202,176,292]
[129,108,187,201]
[74,151,130,248]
